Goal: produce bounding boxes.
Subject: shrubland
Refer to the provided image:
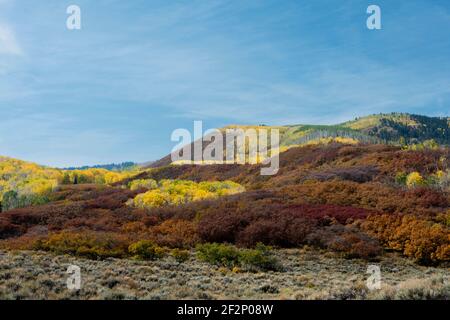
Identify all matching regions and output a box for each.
[0,143,448,266]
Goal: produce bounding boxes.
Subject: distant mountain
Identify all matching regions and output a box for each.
[341,113,450,145]
[276,112,449,146]
[64,162,137,172]
[148,113,450,168]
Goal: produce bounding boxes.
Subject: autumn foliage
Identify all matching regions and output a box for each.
[33,231,131,259]
[149,219,199,248]
[360,214,449,264]
[0,156,136,212]
[131,179,244,209]
[0,143,449,265]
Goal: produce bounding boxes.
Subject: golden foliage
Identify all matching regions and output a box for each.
[406,172,425,187]
[128,179,158,191]
[33,231,130,259]
[131,179,245,209]
[0,156,136,211]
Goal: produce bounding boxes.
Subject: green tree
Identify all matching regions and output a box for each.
[2,190,19,211]
[62,172,71,185]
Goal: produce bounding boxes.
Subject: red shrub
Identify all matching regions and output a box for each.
[404,187,449,209]
[305,166,379,183]
[197,202,378,247]
[306,225,382,259]
[0,218,25,239]
[237,216,316,247]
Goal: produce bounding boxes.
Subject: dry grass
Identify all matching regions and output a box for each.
[0,248,448,300]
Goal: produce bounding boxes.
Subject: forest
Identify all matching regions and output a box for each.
[0,156,135,212]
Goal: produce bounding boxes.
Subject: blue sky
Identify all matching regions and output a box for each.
[0,0,449,167]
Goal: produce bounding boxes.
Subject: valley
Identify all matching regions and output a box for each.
[0,113,449,300]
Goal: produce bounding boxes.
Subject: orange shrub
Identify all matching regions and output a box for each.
[150,219,199,248]
[360,214,449,264]
[121,221,148,234]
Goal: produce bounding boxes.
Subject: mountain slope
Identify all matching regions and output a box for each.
[341,113,450,145]
[2,142,448,265]
[0,156,135,212]
[149,113,450,168]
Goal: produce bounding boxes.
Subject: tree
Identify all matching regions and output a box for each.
[1,190,19,211]
[62,172,71,185]
[406,172,425,188]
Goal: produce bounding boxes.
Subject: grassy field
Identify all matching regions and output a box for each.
[0,248,448,300]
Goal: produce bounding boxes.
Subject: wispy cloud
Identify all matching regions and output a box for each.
[0,24,22,55]
[0,0,449,166]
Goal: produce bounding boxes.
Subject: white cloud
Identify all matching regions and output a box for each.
[0,24,22,55]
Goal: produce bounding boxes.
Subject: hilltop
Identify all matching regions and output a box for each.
[63,162,138,172]
[149,112,450,168]
[229,112,450,147]
[341,113,450,145]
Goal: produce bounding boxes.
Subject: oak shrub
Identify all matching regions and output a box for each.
[196,242,278,271]
[128,240,166,260]
[171,248,190,262]
[33,231,130,259]
[360,214,449,264]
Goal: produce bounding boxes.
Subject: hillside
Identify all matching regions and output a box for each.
[1,142,449,262]
[0,156,135,212]
[149,113,450,168]
[341,113,450,145]
[0,113,449,300]
[63,162,137,172]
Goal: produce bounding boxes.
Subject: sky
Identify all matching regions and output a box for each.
[0,0,449,167]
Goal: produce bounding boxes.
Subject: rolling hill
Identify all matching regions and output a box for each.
[149,112,450,168]
[341,113,450,145]
[0,112,449,299]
